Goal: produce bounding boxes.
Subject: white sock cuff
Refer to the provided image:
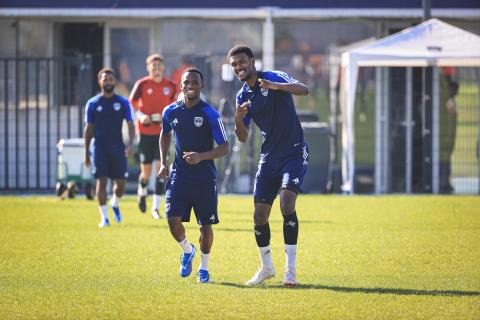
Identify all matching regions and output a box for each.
[259,245,271,252]
[178,238,192,253]
[152,194,161,210]
[110,195,120,207]
[99,205,108,219]
[137,184,148,196]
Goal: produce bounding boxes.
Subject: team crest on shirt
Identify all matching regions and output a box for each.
[96,105,103,112]
[261,87,269,96]
[147,88,153,95]
[194,117,203,127]
[163,87,171,95]
[113,103,121,111]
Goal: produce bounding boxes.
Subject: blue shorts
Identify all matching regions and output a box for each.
[164,178,219,225]
[92,146,128,180]
[254,145,309,205]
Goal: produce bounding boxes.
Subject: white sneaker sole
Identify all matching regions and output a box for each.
[245,272,275,286]
[152,213,162,219]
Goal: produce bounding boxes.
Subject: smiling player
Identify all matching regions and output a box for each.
[130,54,176,219]
[228,45,309,287]
[159,68,229,283]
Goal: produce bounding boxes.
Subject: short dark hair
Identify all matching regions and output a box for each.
[227,45,254,59]
[182,67,203,82]
[97,67,115,79]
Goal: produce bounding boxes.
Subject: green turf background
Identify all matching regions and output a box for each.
[1,195,479,319]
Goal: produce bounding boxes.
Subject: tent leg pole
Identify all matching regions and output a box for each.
[375,67,382,194]
[383,68,390,193]
[406,67,413,194]
[432,67,440,194]
[477,68,480,195]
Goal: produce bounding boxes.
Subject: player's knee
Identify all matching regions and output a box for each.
[280,199,295,216]
[199,225,213,242]
[253,212,268,226]
[96,179,108,189]
[167,217,182,233]
[167,217,178,228]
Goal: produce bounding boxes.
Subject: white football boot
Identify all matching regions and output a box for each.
[151,209,162,220]
[245,266,276,286]
[283,268,299,287]
[98,218,110,228]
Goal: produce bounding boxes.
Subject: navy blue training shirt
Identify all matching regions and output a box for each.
[236,70,305,161]
[162,100,228,184]
[85,94,134,149]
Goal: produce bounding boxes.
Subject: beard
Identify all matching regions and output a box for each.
[103,84,115,93]
[185,93,198,101]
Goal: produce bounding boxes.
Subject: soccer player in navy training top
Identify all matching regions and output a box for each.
[228,45,309,287]
[158,68,229,283]
[84,68,135,228]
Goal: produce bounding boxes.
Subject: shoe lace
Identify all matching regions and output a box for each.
[180,252,191,265]
[285,270,296,280]
[198,270,209,279]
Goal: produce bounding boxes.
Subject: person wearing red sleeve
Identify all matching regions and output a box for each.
[129,53,176,218]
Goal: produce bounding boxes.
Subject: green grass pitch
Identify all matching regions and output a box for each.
[1,195,479,319]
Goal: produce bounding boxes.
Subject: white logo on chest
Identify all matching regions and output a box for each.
[172,118,179,126]
[147,88,153,95]
[194,117,203,127]
[163,87,170,95]
[260,87,269,96]
[96,105,103,112]
[113,103,121,111]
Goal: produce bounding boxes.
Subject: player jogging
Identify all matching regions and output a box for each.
[130,53,176,219]
[228,45,309,287]
[84,68,135,228]
[159,68,229,283]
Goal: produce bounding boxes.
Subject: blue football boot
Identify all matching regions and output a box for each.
[197,269,210,283]
[179,244,196,277]
[111,206,122,224]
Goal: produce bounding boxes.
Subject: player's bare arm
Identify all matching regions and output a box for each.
[83,123,94,168]
[258,79,309,96]
[183,142,229,165]
[125,120,135,157]
[235,101,250,142]
[158,129,172,179]
[129,82,153,127]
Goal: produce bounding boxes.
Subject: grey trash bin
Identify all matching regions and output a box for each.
[302,122,330,193]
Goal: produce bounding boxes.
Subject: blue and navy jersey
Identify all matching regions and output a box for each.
[85,94,134,149]
[162,100,228,184]
[236,70,305,161]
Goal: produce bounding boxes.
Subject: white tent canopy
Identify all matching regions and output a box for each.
[340,18,480,194]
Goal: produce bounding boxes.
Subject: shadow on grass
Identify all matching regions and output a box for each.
[221,218,333,225]
[300,220,334,225]
[123,223,169,229]
[215,227,251,233]
[216,282,480,296]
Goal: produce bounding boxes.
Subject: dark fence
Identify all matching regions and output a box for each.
[0,56,92,190]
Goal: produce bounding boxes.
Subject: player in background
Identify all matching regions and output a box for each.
[158,68,229,283]
[228,45,309,287]
[130,54,176,219]
[84,68,135,228]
